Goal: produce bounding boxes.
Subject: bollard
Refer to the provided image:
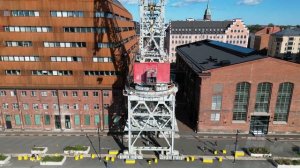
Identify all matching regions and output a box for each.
[218,157,223,162]
[125,159,136,164]
[235,151,245,157]
[222,150,227,154]
[186,157,190,162]
[154,158,158,164]
[191,156,195,162]
[18,156,23,161]
[203,158,213,164]
[91,154,96,159]
[79,154,84,160]
[23,155,28,160]
[109,150,119,155]
[214,150,218,155]
[30,157,35,161]
[105,156,110,161]
[111,157,115,162]
[74,155,79,161]
[148,160,152,165]
[37,156,41,161]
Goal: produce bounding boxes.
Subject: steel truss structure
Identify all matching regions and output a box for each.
[120,0,182,160]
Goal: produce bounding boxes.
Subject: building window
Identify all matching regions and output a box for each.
[231,82,251,121]
[44,42,86,48]
[53,104,59,110]
[274,82,294,122]
[97,42,115,48]
[12,103,19,110]
[72,91,78,97]
[0,91,6,96]
[63,104,69,110]
[32,70,73,76]
[21,91,27,96]
[10,91,16,96]
[63,91,68,97]
[95,115,100,126]
[6,41,32,47]
[33,104,39,110]
[4,26,51,32]
[64,27,108,33]
[211,95,222,110]
[11,10,39,17]
[42,104,49,110]
[84,71,120,76]
[0,56,39,62]
[5,70,21,75]
[45,115,51,125]
[92,57,113,63]
[52,91,57,97]
[93,91,98,97]
[41,91,47,97]
[23,103,29,110]
[15,115,21,125]
[2,103,8,109]
[255,82,272,113]
[74,115,80,126]
[103,91,109,97]
[24,114,31,125]
[73,104,79,110]
[84,104,89,111]
[94,104,100,110]
[31,91,36,97]
[50,56,82,62]
[83,91,89,97]
[50,11,83,17]
[84,115,90,125]
[35,115,41,125]
[104,104,109,109]
[211,112,220,121]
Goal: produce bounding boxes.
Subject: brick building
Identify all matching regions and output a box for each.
[165,1,249,63]
[253,26,281,53]
[176,40,300,134]
[0,0,138,131]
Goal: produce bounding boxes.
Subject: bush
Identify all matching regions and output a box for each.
[248,147,270,154]
[42,156,64,162]
[0,154,7,160]
[32,147,45,151]
[64,145,88,151]
[275,159,300,165]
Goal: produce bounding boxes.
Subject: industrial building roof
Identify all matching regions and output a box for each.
[170,20,233,34]
[176,40,266,73]
[273,28,300,36]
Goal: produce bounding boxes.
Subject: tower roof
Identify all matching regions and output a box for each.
[203,0,212,21]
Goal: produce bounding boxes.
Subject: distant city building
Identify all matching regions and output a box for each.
[176,40,300,134]
[268,28,300,59]
[253,26,281,52]
[166,19,249,62]
[0,0,138,131]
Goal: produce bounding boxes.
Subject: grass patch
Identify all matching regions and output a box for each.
[248,147,270,154]
[0,154,7,161]
[64,145,88,151]
[32,147,45,151]
[42,156,64,162]
[275,159,300,165]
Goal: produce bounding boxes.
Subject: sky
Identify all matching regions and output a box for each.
[119,0,300,25]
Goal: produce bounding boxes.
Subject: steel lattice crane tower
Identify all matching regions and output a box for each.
[120,0,182,160]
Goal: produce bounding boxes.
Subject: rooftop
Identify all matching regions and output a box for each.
[176,40,266,73]
[273,28,300,37]
[170,20,233,34]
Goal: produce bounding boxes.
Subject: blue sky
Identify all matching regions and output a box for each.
[119,0,300,25]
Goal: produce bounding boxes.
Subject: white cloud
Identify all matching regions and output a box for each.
[171,0,207,7]
[238,0,262,5]
[119,0,138,5]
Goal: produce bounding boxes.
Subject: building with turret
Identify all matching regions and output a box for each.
[166,1,249,62]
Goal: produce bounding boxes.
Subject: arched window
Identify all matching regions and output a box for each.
[274,82,294,122]
[233,82,251,121]
[255,82,272,113]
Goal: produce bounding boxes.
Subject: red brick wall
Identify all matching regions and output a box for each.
[198,58,300,134]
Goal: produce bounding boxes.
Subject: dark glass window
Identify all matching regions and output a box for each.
[233,82,251,121]
[255,82,272,113]
[274,82,293,122]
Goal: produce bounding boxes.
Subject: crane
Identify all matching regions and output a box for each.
[120,0,182,161]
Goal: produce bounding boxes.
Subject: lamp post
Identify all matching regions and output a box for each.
[233,129,240,164]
